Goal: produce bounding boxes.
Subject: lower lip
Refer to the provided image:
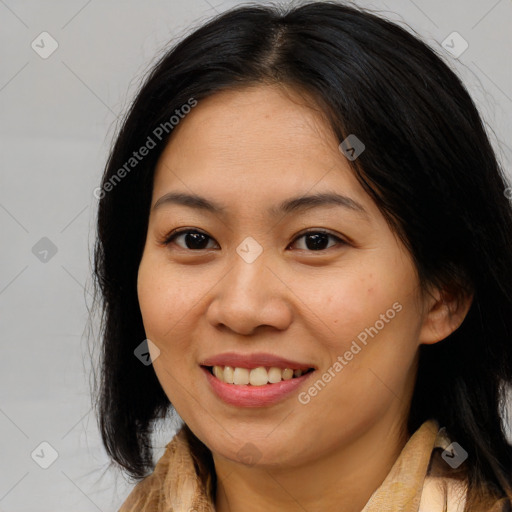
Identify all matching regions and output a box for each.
[201,366,315,407]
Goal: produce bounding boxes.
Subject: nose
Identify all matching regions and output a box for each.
[205,249,293,336]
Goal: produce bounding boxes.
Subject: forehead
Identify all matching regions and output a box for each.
[151,85,371,216]
[161,85,336,160]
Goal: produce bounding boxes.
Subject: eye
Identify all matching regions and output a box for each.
[161,228,347,252]
[162,228,218,250]
[288,230,346,251]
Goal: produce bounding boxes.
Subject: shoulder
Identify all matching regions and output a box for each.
[117,436,180,512]
[420,427,511,512]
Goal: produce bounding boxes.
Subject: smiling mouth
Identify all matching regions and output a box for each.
[204,365,315,386]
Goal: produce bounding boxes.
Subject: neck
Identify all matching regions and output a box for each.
[213,415,410,512]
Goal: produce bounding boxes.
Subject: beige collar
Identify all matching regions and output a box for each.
[361,420,467,512]
[119,419,468,512]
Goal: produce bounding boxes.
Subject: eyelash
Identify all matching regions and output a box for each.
[161,228,347,252]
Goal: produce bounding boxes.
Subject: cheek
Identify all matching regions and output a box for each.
[137,258,165,333]
[137,252,197,334]
[299,260,421,363]
[136,255,199,400]
[294,269,387,350]
[136,253,186,351]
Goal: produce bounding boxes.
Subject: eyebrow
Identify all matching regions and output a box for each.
[152,191,368,218]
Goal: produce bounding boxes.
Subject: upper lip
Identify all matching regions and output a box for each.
[200,352,315,370]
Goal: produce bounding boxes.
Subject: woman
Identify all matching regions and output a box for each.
[91,2,512,510]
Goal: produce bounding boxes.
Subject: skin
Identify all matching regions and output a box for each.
[137,84,471,512]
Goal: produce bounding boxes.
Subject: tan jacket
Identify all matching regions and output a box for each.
[118,420,510,511]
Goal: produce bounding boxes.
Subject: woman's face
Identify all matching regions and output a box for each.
[137,84,437,468]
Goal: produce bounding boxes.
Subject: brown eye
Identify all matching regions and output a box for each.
[164,229,218,250]
[289,230,346,251]
[162,228,346,252]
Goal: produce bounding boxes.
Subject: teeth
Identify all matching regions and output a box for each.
[249,367,268,386]
[268,367,282,383]
[213,366,224,380]
[233,367,249,385]
[211,365,310,385]
[224,366,234,384]
[282,368,294,380]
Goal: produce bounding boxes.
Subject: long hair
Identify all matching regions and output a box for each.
[90,1,512,506]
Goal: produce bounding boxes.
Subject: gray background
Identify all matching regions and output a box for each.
[1,0,511,510]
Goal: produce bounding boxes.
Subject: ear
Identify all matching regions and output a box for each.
[418,286,473,345]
